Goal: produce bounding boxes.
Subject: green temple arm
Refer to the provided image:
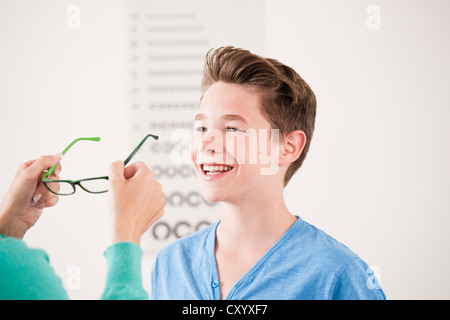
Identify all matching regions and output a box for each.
[43,137,101,180]
[123,134,158,166]
[42,134,158,182]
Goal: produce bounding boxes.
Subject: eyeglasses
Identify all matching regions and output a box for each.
[42,134,158,196]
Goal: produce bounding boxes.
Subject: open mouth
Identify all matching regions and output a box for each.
[201,164,235,176]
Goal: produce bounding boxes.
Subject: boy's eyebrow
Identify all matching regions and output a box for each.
[194,113,205,121]
[194,113,248,124]
[221,114,248,124]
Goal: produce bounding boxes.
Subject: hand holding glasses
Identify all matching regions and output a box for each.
[42,134,158,195]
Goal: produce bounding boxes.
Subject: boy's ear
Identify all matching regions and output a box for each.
[279,130,307,167]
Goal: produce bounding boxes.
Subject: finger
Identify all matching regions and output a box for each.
[37,162,62,181]
[51,163,62,177]
[31,186,54,207]
[34,168,63,205]
[25,154,63,181]
[35,180,59,204]
[42,194,59,208]
[18,156,60,177]
[33,164,61,199]
[109,161,125,183]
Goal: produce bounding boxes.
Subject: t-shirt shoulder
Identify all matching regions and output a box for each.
[291,220,386,299]
[296,220,362,271]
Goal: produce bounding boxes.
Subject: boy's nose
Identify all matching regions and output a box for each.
[203,145,215,156]
[200,129,224,155]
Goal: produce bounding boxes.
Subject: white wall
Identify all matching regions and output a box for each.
[0,0,129,299]
[267,0,450,299]
[0,0,449,299]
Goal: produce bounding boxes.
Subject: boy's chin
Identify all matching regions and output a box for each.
[202,193,222,204]
[201,189,227,204]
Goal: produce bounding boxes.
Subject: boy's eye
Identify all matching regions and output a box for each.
[226,126,243,133]
[195,126,244,133]
[195,127,207,132]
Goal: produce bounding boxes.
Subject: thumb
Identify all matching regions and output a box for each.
[123,163,138,180]
[109,161,125,183]
[123,161,148,180]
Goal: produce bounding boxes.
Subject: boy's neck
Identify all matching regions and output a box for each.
[217,189,297,250]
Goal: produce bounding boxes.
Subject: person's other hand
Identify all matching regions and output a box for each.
[0,154,62,239]
[108,161,165,245]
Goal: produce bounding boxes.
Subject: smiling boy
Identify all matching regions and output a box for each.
[151,47,385,300]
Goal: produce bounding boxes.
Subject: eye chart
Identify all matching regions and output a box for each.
[126,0,265,253]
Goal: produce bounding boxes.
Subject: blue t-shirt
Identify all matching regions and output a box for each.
[151,217,385,300]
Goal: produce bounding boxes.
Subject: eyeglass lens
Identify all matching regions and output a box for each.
[45,181,75,196]
[79,178,109,193]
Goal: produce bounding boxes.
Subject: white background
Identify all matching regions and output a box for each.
[0,0,449,299]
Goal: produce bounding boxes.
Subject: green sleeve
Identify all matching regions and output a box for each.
[0,235,148,300]
[0,234,68,300]
[101,242,149,300]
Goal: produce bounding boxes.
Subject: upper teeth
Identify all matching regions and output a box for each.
[203,165,233,172]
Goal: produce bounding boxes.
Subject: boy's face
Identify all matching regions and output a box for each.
[191,81,281,203]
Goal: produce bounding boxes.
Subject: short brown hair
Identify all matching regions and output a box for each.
[201,46,317,186]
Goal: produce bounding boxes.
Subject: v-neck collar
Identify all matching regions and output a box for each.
[207,216,303,300]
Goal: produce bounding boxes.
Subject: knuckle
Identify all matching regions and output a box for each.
[18,162,28,171]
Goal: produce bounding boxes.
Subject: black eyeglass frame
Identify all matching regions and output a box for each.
[42,134,158,196]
